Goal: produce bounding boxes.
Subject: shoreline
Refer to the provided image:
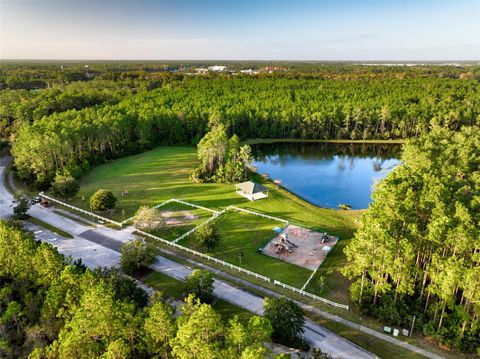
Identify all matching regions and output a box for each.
[255,173,366,215]
[246,138,400,213]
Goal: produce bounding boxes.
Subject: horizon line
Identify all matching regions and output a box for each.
[1,58,479,63]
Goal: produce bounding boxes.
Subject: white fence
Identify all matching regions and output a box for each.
[273,280,349,310]
[153,199,175,209]
[39,192,123,227]
[228,206,289,224]
[136,227,349,310]
[136,228,273,283]
[173,212,220,243]
[39,193,348,310]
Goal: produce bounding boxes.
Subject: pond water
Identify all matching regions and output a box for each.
[251,142,402,209]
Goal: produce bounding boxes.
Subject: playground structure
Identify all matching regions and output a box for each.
[272,233,298,256]
[263,225,338,271]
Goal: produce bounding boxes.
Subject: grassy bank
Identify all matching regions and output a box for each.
[142,270,252,323]
[26,217,74,239]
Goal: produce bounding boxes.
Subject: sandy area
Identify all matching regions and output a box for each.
[160,210,198,226]
[262,224,338,271]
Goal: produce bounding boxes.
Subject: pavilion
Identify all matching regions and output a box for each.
[235,181,269,201]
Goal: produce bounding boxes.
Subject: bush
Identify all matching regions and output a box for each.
[52,173,79,200]
[183,269,214,303]
[134,206,163,230]
[90,189,117,211]
[263,297,305,348]
[194,222,220,250]
[12,193,32,219]
[120,239,157,275]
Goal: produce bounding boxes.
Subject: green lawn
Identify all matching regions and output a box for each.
[70,146,359,236]
[142,270,252,323]
[145,201,214,241]
[213,299,253,324]
[305,238,353,305]
[179,209,312,288]
[143,270,185,299]
[69,146,244,221]
[308,313,428,359]
[67,146,359,297]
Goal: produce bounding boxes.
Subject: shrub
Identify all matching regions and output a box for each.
[120,239,157,275]
[52,173,79,200]
[183,269,214,303]
[90,189,117,211]
[194,222,220,250]
[12,193,32,219]
[134,206,163,230]
[263,297,305,348]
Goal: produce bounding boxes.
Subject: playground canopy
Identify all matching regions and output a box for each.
[235,181,269,201]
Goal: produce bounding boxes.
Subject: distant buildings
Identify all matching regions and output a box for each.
[193,66,261,76]
[240,69,259,75]
[195,65,227,74]
[208,65,227,72]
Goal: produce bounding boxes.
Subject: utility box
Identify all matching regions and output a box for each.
[402,329,409,336]
[393,329,399,337]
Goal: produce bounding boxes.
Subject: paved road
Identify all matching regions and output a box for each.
[76,228,375,358]
[2,153,434,359]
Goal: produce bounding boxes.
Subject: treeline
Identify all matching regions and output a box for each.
[2,62,479,91]
[343,127,480,353]
[0,78,176,143]
[251,142,402,163]
[0,220,276,358]
[10,76,479,187]
[0,62,181,89]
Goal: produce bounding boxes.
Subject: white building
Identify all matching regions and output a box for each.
[208,65,227,72]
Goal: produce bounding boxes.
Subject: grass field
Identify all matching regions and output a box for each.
[143,270,185,299]
[144,201,214,241]
[67,146,359,299]
[179,209,312,288]
[69,147,239,221]
[69,146,359,235]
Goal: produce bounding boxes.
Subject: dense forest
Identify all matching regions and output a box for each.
[343,127,480,353]
[2,62,479,355]
[0,220,276,358]
[3,66,478,187]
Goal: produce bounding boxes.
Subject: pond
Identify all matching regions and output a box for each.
[251,142,402,209]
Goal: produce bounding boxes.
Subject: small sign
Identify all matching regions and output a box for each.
[393,329,399,337]
[383,326,392,333]
[402,329,409,336]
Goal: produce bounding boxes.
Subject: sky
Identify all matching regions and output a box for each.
[1,0,479,61]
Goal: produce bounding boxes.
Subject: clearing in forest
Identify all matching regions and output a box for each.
[68,146,242,221]
[67,146,359,239]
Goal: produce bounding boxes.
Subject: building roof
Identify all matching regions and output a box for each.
[235,181,268,195]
